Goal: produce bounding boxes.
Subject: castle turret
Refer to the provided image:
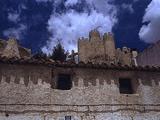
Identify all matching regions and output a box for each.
[89,29,101,41]
[78,30,135,66]
[103,32,116,62]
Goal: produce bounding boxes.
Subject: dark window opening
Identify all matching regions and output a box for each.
[65,116,72,120]
[119,78,133,94]
[57,74,72,90]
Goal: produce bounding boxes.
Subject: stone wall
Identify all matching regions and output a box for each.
[78,30,136,66]
[78,30,116,64]
[0,38,31,58]
[137,41,160,66]
[0,63,160,120]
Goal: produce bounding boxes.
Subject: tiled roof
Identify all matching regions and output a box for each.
[0,56,160,72]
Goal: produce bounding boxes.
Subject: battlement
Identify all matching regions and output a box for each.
[89,29,101,41]
[103,32,114,41]
[78,30,137,65]
[87,29,114,42]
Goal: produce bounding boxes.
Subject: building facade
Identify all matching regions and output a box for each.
[0,33,160,120]
[0,57,160,120]
[136,40,160,66]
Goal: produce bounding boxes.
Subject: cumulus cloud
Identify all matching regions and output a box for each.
[3,24,27,40]
[65,0,79,6]
[139,0,160,43]
[8,12,20,23]
[42,0,117,54]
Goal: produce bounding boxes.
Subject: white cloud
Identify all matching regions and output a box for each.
[8,13,19,23]
[86,0,116,16]
[42,0,117,54]
[65,0,79,7]
[139,0,160,43]
[3,24,27,40]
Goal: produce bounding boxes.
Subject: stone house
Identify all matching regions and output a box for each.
[0,33,160,120]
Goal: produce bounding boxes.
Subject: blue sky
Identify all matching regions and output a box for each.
[0,0,160,54]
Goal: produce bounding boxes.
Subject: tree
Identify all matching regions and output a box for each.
[33,50,47,59]
[50,41,68,62]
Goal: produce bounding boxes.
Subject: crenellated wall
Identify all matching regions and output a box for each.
[0,63,160,120]
[78,30,137,66]
[78,30,116,64]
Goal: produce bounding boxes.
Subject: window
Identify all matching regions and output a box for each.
[65,116,72,120]
[119,78,133,94]
[57,74,72,90]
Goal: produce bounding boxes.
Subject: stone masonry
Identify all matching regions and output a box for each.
[78,30,138,66]
[0,32,160,120]
[137,40,160,66]
[0,58,160,120]
[0,38,31,58]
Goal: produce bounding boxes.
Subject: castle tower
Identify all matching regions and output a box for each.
[103,32,116,62]
[89,29,101,41]
[78,30,116,64]
[78,30,105,63]
[2,38,20,58]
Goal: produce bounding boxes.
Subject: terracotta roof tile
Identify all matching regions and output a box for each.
[0,56,160,72]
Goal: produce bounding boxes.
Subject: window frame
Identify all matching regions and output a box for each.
[118,78,134,94]
[56,73,72,90]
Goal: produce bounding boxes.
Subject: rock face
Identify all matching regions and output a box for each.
[0,38,31,58]
[78,30,138,66]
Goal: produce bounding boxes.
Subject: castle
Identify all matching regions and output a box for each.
[0,30,160,120]
[78,29,138,66]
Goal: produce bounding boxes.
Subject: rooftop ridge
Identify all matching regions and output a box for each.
[0,56,160,72]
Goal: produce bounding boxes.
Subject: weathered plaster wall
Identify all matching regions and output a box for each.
[137,41,160,66]
[0,63,160,120]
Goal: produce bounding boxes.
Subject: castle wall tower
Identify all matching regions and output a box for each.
[2,38,20,58]
[78,30,106,63]
[78,38,90,63]
[103,32,116,63]
[89,29,101,42]
[0,38,31,58]
[78,30,134,66]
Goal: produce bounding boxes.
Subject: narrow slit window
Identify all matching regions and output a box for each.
[119,78,133,94]
[57,74,72,90]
